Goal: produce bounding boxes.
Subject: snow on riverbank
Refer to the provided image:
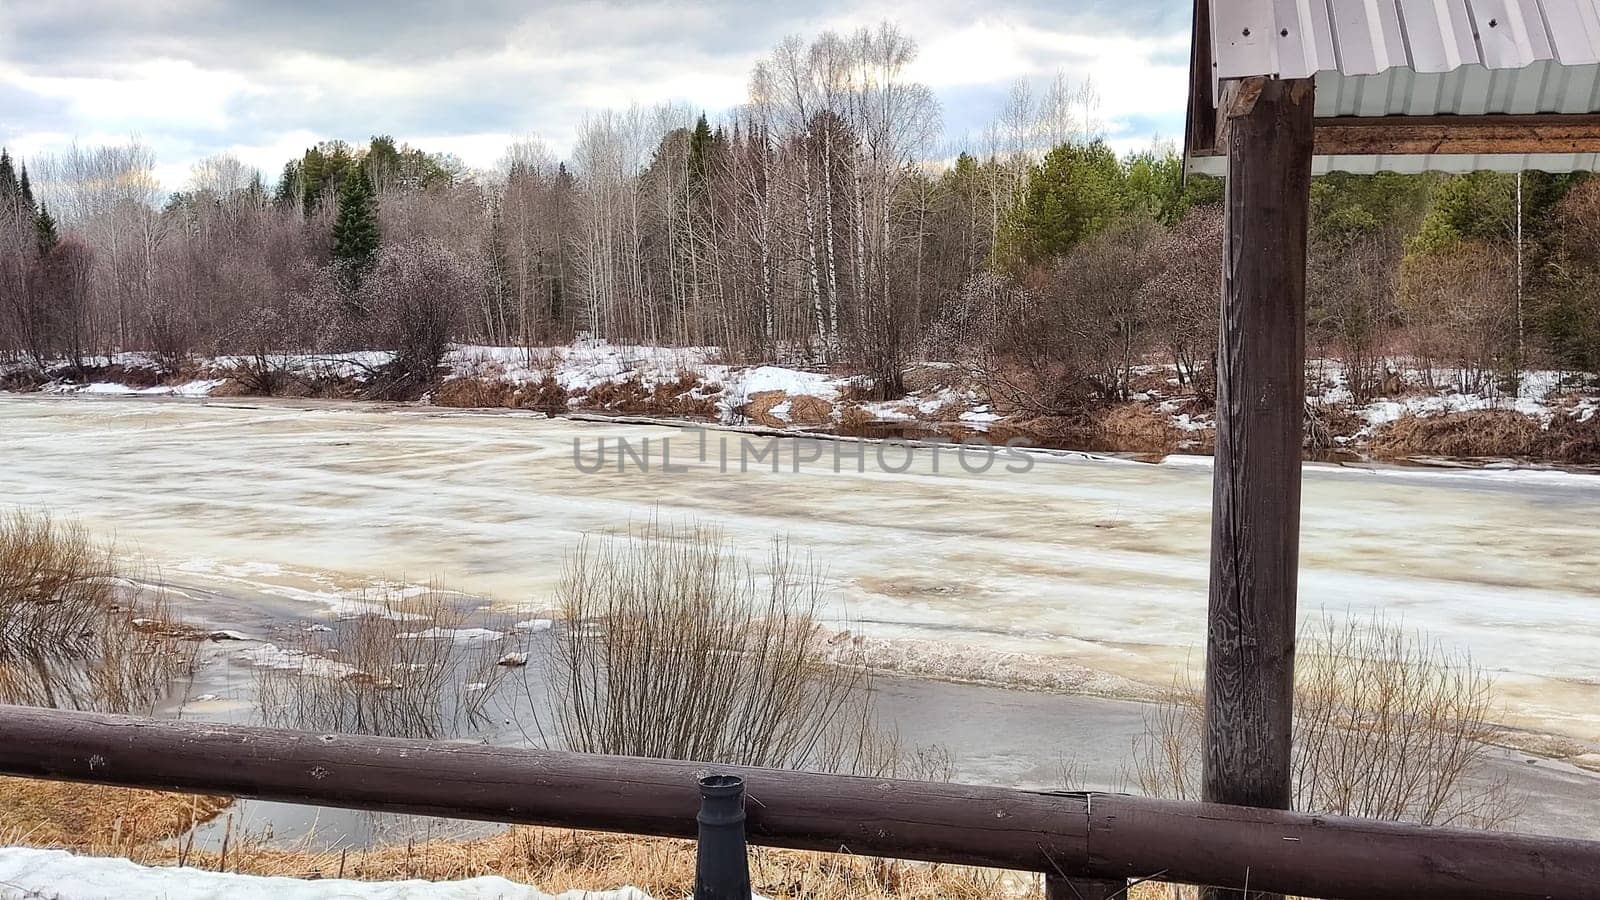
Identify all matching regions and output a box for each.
[0,848,653,900]
[9,342,1598,460]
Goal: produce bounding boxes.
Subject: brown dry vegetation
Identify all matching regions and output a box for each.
[1093,403,1182,455]
[571,373,721,419]
[740,389,788,427]
[836,402,875,436]
[3,810,1180,900]
[1367,408,1600,462]
[0,779,227,849]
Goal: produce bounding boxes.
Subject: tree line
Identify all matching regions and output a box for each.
[3,20,1597,405]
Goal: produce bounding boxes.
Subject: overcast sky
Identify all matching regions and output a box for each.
[0,0,1192,191]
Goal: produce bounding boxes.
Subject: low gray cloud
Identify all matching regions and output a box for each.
[2,0,1190,187]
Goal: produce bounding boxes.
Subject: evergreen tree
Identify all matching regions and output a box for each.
[332,166,380,290]
[273,161,302,208]
[688,113,714,184]
[0,149,17,212]
[999,140,1126,267]
[18,164,35,213]
[35,203,58,252]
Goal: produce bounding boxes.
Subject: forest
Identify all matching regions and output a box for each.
[2,22,1599,414]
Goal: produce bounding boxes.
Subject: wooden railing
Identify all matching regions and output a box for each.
[1,707,1596,898]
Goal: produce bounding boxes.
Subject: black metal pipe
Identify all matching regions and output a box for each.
[694,774,751,900]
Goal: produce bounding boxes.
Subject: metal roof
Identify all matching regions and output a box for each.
[1211,0,1600,81]
[1189,0,1600,174]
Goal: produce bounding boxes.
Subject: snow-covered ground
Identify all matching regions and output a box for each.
[12,341,1003,432]
[13,343,1593,454]
[3,395,1599,743]
[0,847,650,900]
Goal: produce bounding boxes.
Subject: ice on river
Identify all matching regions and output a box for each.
[3,394,1599,741]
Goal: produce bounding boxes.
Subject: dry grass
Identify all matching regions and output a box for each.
[1371,410,1544,458]
[741,389,789,427]
[1542,411,1600,464]
[836,402,875,436]
[1092,404,1181,455]
[28,818,1174,899]
[785,394,835,426]
[432,374,523,409]
[573,373,720,418]
[0,778,228,850]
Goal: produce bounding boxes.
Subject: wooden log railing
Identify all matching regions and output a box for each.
[0,706,1597,899]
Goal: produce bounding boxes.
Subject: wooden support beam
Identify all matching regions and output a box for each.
[0,708,1597,898]
[1314,113,1600,155]
[1184,0,1217,156]
[1202,76,1315,900]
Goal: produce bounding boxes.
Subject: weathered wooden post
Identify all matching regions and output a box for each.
[1199,75,1314,900]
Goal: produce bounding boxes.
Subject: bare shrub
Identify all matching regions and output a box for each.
[1399,241,1518,393]
[1310,230,1402,404]
[0,510,194,713]
[357,239,486,397]
[544,523,881,772]
[1143,204,1222,391]
[1132,615,1517,830]
[0,510,116,654]
[254,586,508,738]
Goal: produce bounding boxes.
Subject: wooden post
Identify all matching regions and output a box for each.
[1201,76,1315,900]
[1046,874,1125,899]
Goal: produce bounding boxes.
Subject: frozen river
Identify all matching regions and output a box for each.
[4,394,1600,744]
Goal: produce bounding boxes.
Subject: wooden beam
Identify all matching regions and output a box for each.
[1202,76,1315,900]
[1184,0,1218,157]
[1314,113,1600,155]
[2,708,1599,898]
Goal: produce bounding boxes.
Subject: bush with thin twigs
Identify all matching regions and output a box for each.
[543,523,883,773]
[0,510,194,713]
[0,510,117,655]
[1131,615,1518,830]
[254,586,510,738]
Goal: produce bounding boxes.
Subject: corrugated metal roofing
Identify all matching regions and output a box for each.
[1211,0,1600,81]
[1192,0,1600,173]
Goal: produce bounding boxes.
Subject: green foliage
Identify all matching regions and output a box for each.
[1122,147,1196,226]
[298,140,359,210]
[332,167,380,290]
[34,204,57,252]
[1000,140,1125,266]
[18,165,33,212]
[688,113,715,184]
[1311,172,1434,241]
[1409,172,1516,252]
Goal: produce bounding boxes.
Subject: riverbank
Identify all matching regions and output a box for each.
[6,340,1599,466]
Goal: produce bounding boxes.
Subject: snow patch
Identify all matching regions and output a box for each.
[0,847,654,900]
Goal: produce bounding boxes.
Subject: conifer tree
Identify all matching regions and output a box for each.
[0,149,17,211]
[35,203,58,252]
[332,166,380,290]
[18,164,35,213]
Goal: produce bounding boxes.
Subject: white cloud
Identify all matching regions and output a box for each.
[3,2,1192,191]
